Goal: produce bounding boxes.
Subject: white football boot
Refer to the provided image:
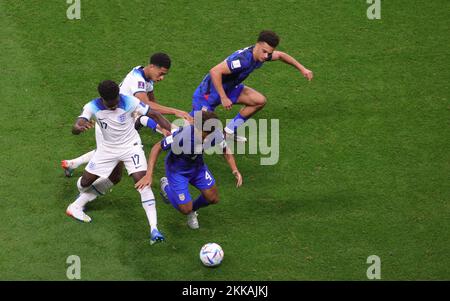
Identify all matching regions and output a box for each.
[66,203,92,223]
[187,211,199,229]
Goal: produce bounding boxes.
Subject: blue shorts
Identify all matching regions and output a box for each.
[165,163,216,205]
[190,84,245,116]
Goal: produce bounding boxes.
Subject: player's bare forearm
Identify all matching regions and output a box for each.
[147,91,158,103]
[147,110,172,132]
[277,51,304,70]
[147,101,186,116]
[72,118,93,135]
[210,63,234,110]
[147,142,163,178]
[135,142,162,189]
[223,147,239,172]
[137,91,178,114]
[136,91,191,120]
[210,62,232,99]
[273,51,313,81]
[223,147,243,187]
[210,68,227,99]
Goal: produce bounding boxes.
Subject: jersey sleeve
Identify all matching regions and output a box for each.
[125,95,150,116]
[135,100,150,116]
[226,54,251,74]
[78,102,94,121]
[125,72,147,95]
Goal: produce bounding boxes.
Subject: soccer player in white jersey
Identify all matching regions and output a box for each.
[66,80,172,244]
[61,53,191,176]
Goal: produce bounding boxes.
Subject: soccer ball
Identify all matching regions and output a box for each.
[199,243,224,267]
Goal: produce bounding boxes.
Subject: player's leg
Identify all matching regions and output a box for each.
[125,146,164,244]
[160,174,193,215]
[186,165,219,229]
[66,170,99,223]
[61,150,95,177]
[224,85,267,140]
[66,149,120,223]
[160,168,199,230]
[62,126,104,177]
[195,185,219,209]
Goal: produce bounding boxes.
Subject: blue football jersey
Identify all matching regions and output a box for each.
[197,46,272,95]
[161,126,226,171]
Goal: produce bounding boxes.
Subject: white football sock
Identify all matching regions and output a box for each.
[92,178,114,195]
[69,150,95,168]
[139,186,157,231]
[73,192,97,208]
[224,127,234,135]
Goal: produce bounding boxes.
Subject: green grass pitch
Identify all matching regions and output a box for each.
[0,0,448,280]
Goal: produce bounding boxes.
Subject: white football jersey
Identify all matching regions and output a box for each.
[79,94,149,149]
[119,66,154,96]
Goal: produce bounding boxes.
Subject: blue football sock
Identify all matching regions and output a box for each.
[225,113,248,134]
[193,195,210,211]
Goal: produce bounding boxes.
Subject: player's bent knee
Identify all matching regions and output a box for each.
[178,203,193,215]
[179,207,191,215]
[206,195,219,204]
[257,95,267,107]
[179,206,192,215]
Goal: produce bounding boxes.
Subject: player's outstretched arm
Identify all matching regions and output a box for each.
[135,91,192,122]
[72,118,94,135]
[146,110,173,133]
[271,51,313,81]
[210,62,233,110]
[222,146,243,188]
[135,142,163,190]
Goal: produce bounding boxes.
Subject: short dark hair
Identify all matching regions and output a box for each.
[257,30,280,48]
[97,80,119,101]
[150,52,171,69]
[200,111,220,134]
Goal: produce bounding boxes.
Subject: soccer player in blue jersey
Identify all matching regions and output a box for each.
[135,111,243,229]
[192,30,313,141]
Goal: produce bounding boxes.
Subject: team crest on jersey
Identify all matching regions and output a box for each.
[88,162,96,170]
[231,59,241,69]
[118,113,126,123]
[138,81,145,89]
[178,193,185,201]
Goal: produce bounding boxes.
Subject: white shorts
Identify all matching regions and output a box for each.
[85,143,147,178]
[94,124,104,147]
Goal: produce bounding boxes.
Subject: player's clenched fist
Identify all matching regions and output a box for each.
[301,68,313,81]
[221,97,233,110]
[72,119,94,134]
